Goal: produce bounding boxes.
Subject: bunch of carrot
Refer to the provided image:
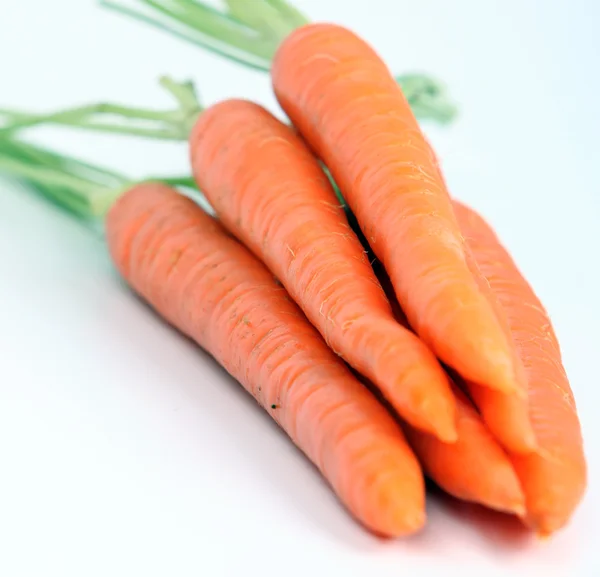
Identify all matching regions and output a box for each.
[0,1,586,541]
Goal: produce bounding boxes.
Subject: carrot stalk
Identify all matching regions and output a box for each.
[190,99,457,441]
[0,136,197,219]
[100,0,296,70]
[3,3,455,141]
[0,77,202,140]
[453,201,587,535]
[96,0,457,126]
[0,136,129,217]
[0,74,453,143]
[107,182,426,537]
[272,23,521,396]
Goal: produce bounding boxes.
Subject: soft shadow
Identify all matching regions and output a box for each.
[351,360,536,553]
[426,481,534,551]
[100,276,542,554]
[104,278,390,551]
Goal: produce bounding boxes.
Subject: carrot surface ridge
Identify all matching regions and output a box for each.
[459,247,537,454]
[106,183,426,537]
[375,266,525,514]
[190,98,457,442]
[453,200,587,535]
[272,23,523,397]
[405,385,526,516]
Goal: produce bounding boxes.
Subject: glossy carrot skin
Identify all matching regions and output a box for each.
[106,183,425,537]
[454,201,587,534]
[190,99,456,442]
[272,23,521,396]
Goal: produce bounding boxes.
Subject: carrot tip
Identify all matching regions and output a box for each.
[506,429,539,456]
[404,509,427,534]
[528,513,569,538]
[491,376,525,398]
[378,506,426,538]
[437,426,459,444]
[535,529,554,540]
[522,434,539,455]
[411,394,458,444]
[477,355,527,397]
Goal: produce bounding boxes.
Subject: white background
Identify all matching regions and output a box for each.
[1,1,599,576]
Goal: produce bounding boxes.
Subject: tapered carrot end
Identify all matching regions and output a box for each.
[364,470,427,538]
[468,383,538,455]
[379,506,426,538]
[427,419,458,444]
[432,413,459,444]
[402,508,427,534]
[517,428,539,455]
[531,510,578,539]
[457,338,526,397]
[485,471,526,517]
[484,357,526,397]
[406,391,458,444]
[526,512,570,539]
[507,501,527,518]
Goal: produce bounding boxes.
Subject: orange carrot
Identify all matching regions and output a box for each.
[453,200,587,535]
[405,385,525,516]
[374,265,524,514]
[106,182,426,537]
[189,98,457,442]
[460,249,537,454]
[272,23,523,397]
[407,141,536,454]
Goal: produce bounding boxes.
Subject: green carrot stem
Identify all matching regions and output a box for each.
[52,122,185,140]
[99,2,457,124]
[2,116,185,140]
[223,0,303,42]
[263,0,309,28]
[0,104,103,134]
[0,155,105,195]
[396,74,457,123]
[100,0,306,70]
[149,175,198,188]
[101,0,272,71]
[104,0,276,63]
[0,137,128,187]
[0,103,173,129]
[1,76,203,140]
[0,137,207,219]
[0,71,454,142]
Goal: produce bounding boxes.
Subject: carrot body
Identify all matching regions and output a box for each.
[272,23,522,396]
[454,201,587,534]
[190,98,456,442]
[461,249,537,453]
[405,385,525,516]
[106,183,426,537]
[375,265,524,514]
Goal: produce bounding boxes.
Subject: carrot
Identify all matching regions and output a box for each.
[388,138,535,454]
[404,385,525,516]
[453,201,587,535]
[189,98,457,442]
[272,23,523,397]
[460,249,537,454]
[106,182,426,537]
[374,265,524,514]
